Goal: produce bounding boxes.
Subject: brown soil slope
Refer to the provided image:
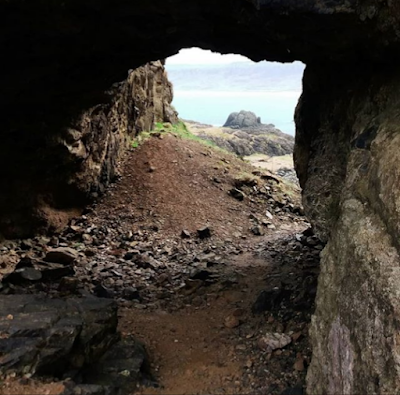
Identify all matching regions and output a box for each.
[93,133,301,239]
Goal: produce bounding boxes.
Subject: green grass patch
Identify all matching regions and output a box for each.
[131,120,232,155]
[154,121,228,151]
[130,131,153,149]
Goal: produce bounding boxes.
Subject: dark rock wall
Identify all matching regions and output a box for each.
[296,63,400,394]
[0,61,176,238]
[3,1,400,392]
[2,0,400,239]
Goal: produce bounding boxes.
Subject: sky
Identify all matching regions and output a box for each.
[167,48,250,65]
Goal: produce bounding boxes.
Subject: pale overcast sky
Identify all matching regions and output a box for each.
[167,48,249,65]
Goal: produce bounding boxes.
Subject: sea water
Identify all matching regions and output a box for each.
[172,90,301,136]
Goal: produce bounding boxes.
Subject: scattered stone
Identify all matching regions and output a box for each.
[224,315,240,329]
[36,261,75,281]
[252,288,291,314]
[44,247,78,265]
[251,225,264,236]
[85,248,96,257]
[281,386,304,395]
[3,267,42,284]
[19,267,42,281]
[229,188,245,201]
[122,287,141,301]
[293,354,305,371]
[292,332,303,342]
[49,236,59,247]
[62,384,113,395]
[181,230,191,239]
[265,211,274,220]
[83,337,150,390]
[124,252,134,261]
[58,277,80,293]
[257,333,292,352]
[135,254,157,270]
[232,308,245,317]
[21,239,35,250]
[82,234,93,244]
[93,284,114,299]
[197,226,212,239]
[190,269,214,282]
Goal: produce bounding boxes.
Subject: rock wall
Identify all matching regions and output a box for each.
[4,1,400,393]
[295,63,400,394]
[0,61,177,238]
[2,0,400,240]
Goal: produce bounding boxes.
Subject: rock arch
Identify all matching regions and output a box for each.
[2,1,400,393]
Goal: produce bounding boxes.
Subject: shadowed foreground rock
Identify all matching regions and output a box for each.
[0,295,149,393]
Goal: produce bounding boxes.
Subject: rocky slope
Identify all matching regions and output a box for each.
[0,130,321,395]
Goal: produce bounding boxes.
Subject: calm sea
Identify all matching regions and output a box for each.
[172,90,301,136]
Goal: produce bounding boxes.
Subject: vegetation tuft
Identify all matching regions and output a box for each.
[131,120,230,154]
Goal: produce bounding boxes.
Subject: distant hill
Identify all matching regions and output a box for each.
[166,61,304,92]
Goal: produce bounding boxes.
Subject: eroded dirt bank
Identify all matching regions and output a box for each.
[0,133,321,394]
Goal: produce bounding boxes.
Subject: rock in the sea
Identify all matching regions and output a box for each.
[224,111,261,129]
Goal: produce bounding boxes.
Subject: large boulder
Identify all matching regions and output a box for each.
[0,295,148,391]
[223,111,261,129]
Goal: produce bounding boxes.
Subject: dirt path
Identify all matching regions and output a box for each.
[120,253,268,395]
[116,223,319,395]
[0,133,321,394]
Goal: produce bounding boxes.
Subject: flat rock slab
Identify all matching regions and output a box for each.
[0,295,118,377]
[44,247,79,265]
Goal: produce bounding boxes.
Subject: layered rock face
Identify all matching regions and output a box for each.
[295,64,400,394]
[0,61,176,238]
[3,0,400,393]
